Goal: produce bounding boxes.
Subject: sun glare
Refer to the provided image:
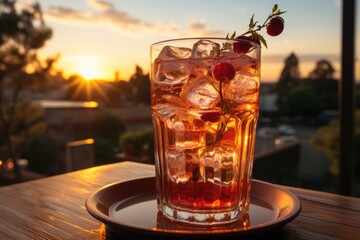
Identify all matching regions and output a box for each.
[61,55,108,81]
[77,65,103,81]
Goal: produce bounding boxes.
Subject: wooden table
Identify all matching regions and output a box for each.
[0,161,359,240]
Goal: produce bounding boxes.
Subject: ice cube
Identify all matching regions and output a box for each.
[205,147,222,181]
[169,148,203,182]
[191,40,221,58]
[221,160,234,183]
[155,103,180,119]
[166,111,206,182]
[205,146,225,183]
[189,61,210,78]
[161,94,188,107]
[230,55,260,76]
[155,59,190,86]
[180,75,220,109]
[220,50,240,59]
[171,111,206,149]
[220,142,236,184]
[224,74,260,103]
[158,46,192,60]
[169,151,203,182]
[167,147,187,180]
[190,57,217,71]
[186,160,201,182]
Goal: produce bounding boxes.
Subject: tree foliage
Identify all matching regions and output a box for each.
[128,65,150,104]
[309,59,335,79]
[280,86,322,116]
[277,57,338,117]
[0,0,55,180]
[119,128,154,164]
[92,111,127,165]
[281,78,338,116]
[276,52,301,109]
[311,111,360,178]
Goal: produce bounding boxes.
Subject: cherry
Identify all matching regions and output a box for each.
[200,112,220,122]
[233,35,260,53]
[212,62,235,82]
[266,17,284,36]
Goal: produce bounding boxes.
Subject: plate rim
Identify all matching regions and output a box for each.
[85,177,301,237]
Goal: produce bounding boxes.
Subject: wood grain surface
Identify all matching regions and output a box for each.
[0,161,358,240]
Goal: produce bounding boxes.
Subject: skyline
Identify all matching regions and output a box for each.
[19,0,360,82]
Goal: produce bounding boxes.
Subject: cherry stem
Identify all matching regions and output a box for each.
[219,80,224,112]
[212,79,231,146]
[241,13,274,37]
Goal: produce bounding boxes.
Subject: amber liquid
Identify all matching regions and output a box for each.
[151,49,260,219]
[167,179,237,209]
[152,104,258,212]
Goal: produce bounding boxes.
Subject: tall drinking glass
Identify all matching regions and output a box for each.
[150,38,261,225]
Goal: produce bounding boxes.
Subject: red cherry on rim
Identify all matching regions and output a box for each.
[233,35,260,53]
[212,62,235,82]
[266,17,284,36]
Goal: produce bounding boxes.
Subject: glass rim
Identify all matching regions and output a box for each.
[151,37,261,48]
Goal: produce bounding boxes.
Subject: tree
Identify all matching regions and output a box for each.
[0,0,55,181]
[305,60,338,113]
[129,65,150,104]
[311,110,360,179]
[308,78,338,111]
[281,78,338,117]
[281,86,322,116]
[276,52,301,109]
[277,57,338,116]
[309,59,335,79]
[116,80,133,102]
[92,111,127,165]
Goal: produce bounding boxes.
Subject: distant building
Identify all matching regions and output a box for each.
[37,100,152,142]
[37,100,99,143]
[107,102,152,131]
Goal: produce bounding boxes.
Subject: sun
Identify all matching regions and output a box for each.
[60,55,106,81]
[77,64,103,81]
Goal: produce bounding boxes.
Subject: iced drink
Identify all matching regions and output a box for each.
[150,38,260,225]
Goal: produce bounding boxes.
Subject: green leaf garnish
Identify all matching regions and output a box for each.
[272,4,278,13]
[257,33,268,48]
[226,4,286,48]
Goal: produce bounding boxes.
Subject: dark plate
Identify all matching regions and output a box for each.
[86,177,301,239]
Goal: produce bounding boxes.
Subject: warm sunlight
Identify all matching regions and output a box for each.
[60,55,109,80]
[77,65,103,80]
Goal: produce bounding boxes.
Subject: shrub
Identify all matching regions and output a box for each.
[119,128,154,164]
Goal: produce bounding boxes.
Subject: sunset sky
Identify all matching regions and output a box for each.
[22,0,359,82]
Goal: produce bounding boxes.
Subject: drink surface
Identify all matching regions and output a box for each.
[151,39,260,214]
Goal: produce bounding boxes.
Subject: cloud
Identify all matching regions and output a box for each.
[88,0,113,11]
[45,4,152,32]
[44,1,225,36]
[99,8,153,31]
[187,20,225,36]
[45,6,92,22]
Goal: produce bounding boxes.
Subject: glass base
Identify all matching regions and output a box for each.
[160,204,244,225]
